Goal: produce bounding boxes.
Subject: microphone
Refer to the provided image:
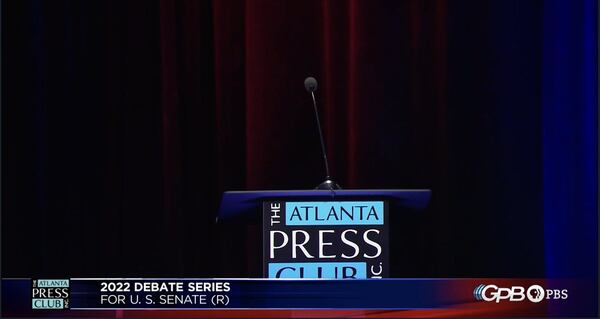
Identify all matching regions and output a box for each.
[304,76,341,190]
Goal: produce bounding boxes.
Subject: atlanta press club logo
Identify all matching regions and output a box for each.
[32,279,70,309]
[473,284,568,303]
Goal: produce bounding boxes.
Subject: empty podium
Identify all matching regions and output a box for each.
[217,189,431,279]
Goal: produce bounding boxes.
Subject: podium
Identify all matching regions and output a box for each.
[217,189,431,278]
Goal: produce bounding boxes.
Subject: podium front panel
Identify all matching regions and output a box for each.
[263,200,389,279]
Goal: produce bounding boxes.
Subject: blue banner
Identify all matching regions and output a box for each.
[1,278,596,317]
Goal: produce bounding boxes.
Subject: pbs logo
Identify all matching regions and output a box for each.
[473,284,568,303]
[526,285,545,303]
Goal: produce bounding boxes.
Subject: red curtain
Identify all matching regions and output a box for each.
[203,0,448,190]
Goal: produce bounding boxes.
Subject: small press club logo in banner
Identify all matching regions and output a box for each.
[32,279,70,309]
[263,201,389,279]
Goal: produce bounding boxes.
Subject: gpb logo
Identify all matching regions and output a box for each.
[473,284,526,303]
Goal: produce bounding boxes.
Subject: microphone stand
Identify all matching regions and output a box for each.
[310,91,341,190]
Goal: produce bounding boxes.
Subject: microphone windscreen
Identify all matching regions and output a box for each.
[304,77,318,92]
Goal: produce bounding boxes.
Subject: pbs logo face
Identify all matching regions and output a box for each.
[474,284,567,303]
[526,285,545,303]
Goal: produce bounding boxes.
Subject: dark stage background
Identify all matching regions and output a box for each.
[2,0,597,280]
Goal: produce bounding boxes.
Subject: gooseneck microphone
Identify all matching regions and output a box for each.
[304,76,341,190]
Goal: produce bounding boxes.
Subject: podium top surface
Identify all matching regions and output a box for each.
[217,189,431,222]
